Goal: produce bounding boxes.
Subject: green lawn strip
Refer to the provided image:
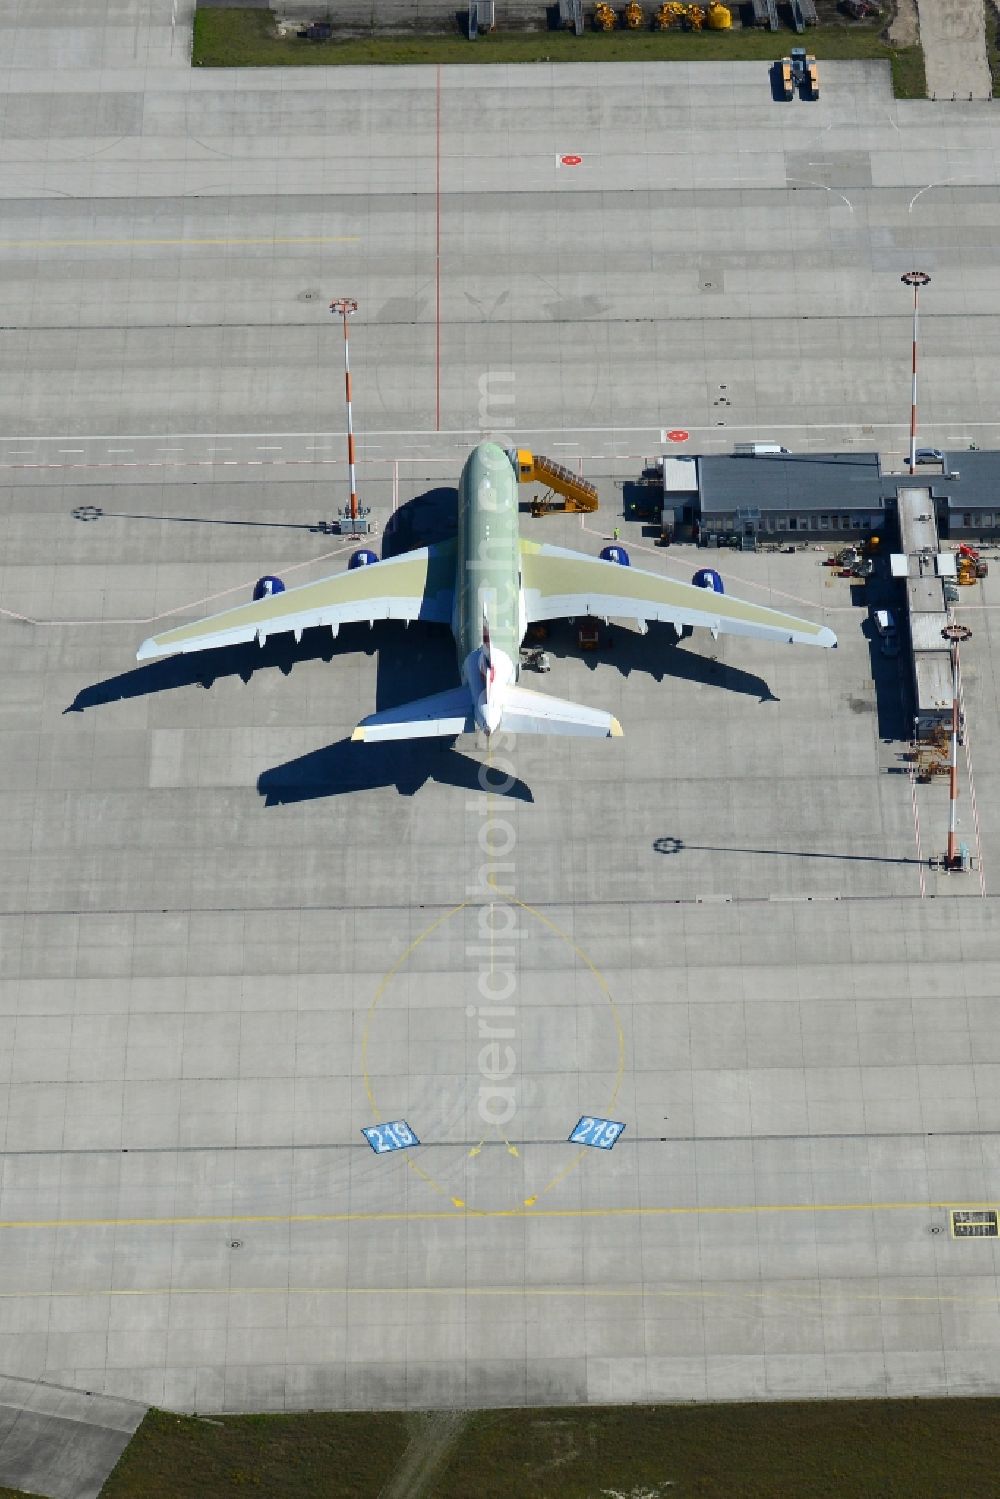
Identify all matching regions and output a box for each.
[99,1408,410,1499]
[435,1399,1000,1499]
[192,8,926,95]
[0,1488,48,1499]
[987,0,1000,96]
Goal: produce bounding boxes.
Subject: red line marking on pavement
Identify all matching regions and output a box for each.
[0,543,356,629]
[909,766,926,899]
[0,458,342,475]
[958,654,987,896]
[435,63,442,434]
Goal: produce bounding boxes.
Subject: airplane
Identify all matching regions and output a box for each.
[137,440,836,741]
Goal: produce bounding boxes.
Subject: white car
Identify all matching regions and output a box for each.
[873,609,900,656]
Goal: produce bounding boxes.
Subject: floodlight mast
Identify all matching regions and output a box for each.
[901,271,930,476]
[330,297,360,529]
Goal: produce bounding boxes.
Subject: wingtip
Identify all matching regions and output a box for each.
[136,639,158,662]
[351,726,366,743]
[609,717,624,738]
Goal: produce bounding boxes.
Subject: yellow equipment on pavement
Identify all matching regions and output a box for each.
[654,0,685,25]
[594,1,617,27]
[706,1,731,25]
[624,0,643,26]
[512,450,600,515]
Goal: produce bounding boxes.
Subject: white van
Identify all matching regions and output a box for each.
[732,442,790,457]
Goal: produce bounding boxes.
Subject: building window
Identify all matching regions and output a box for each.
[963,514,972,528]
[820,515,830,529]
[788,517,798,531]
[830,516,839,529]
[777,517,786,530]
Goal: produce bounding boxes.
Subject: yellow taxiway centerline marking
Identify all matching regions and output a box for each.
[0,1283,997,1308]
[0,1199,982,1232]
[0,236,360,249]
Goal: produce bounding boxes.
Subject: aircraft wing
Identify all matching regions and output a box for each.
[137,542,456,661]
[520,541,836,649]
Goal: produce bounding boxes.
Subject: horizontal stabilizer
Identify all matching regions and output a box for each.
[352,686,475,743]
[500,686,622,739]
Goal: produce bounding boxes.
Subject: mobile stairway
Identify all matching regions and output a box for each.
[506,448,599,514]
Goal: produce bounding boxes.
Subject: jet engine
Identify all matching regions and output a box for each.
[692,567,724,593]
[600,545,631,566]
[252,575,286,600]
[348,548,379,569]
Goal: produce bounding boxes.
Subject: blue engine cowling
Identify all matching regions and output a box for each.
[348,548,379,569]
[253,575,286,600]
[692,567,725,594]
[599,545,630,566]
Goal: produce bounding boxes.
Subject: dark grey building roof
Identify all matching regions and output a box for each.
[697,453,886,515]
[926,452,1000,512]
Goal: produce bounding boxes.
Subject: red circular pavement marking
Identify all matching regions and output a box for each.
[666,429,689,442]
[560,154,583,166]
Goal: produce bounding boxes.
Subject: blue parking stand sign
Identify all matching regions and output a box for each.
[362,1120,420,1154]
[569,1115,625,1150]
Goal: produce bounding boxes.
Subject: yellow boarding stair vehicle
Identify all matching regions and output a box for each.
[624,0,643,26]
[507,449,599,516]
[594,1,617,27]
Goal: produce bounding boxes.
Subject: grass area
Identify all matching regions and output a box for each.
[99,1409,410,1499]
[91,1397,1000,1498]
[192,7,927,95]
[987,0,1000,96]
[438,1399,1000,1497]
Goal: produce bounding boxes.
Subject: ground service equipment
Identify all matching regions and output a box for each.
[706,2,731,24]
[957,544,988,585]
[785,47,818,99]
[624,1,643,27]
[595,2,616,27]
[507,450,600,515]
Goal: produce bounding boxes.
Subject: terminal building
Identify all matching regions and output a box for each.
[624,448,1000,546]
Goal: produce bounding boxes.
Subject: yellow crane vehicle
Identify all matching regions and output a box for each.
[507,449,599,516]
[624,0,643,26]
[594,1,617,27]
